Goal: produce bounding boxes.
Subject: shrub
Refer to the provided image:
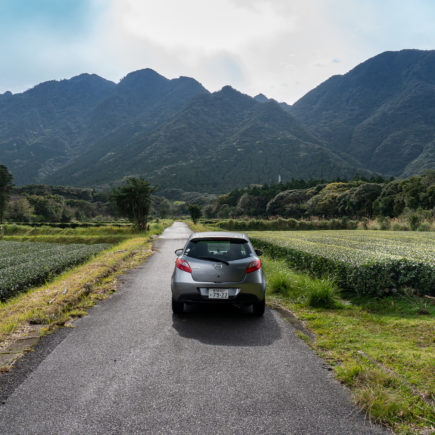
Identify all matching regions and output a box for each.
[269,270,293,296]
[407,212,422,231]
[307,278,340,308]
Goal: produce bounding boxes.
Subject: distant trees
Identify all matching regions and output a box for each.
[0,165,13,223]
[27,194,65,222]
[188,204,202,224]
[206,171,435,220]
[6,197,34,222]
[111,177,156,230]
[151,196,172,218]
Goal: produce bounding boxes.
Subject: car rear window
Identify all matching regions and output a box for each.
[185,238,252,261]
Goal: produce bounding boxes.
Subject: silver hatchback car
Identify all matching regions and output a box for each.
[171,232,266,316]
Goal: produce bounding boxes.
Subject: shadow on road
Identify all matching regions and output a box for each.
[172,304,282,347]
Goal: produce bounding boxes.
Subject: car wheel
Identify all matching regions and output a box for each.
[252,299,265,316]
[172,298,184,315]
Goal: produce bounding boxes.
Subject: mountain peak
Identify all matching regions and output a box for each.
[216,85,250,99]
[119,68,168,87]
[69,73,111,83]
[254,93,269,103]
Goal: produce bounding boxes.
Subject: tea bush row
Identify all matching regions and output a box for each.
[250,231,435,296]
[0,241,109,300]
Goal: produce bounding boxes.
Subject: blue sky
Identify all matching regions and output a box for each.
[1,0,435,103]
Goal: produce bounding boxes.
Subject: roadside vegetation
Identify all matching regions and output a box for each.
[0,219,172,361]
[263,256,435,434]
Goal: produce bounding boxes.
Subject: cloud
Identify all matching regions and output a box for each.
[93,0,356,102]
[1,0,435,103]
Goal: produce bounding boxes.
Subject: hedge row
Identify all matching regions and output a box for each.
[3,222,131,228]
[214,218,359,231]
[251,238,435,296]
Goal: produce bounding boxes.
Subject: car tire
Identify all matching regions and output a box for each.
[172,298,184,315]
[252,299,265,316]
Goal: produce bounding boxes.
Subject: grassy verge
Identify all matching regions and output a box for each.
[0,220,172,363]
[1,220,172,244]
[263,256,435,434]
[183,219,209,233]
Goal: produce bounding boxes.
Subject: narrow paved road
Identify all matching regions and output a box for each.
[0,222,384,434]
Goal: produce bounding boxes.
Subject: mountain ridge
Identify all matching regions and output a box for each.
[291,49,435,177]
[1,50,434,192]
[44,85,367,192]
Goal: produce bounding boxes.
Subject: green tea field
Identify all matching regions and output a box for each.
[0,241,109,300]
[248,230,435,295]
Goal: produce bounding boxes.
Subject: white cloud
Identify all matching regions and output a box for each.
[2,0,435,103]
[91,0,358,103]
[115,0,289,51]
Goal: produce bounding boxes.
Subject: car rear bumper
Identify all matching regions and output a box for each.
[171,270,266,304]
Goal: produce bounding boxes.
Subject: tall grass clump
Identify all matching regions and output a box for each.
[306,277,340,308]
[263,258,340,308]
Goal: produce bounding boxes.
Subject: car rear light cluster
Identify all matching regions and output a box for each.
[246,259,261,273]
[176,258,192,273]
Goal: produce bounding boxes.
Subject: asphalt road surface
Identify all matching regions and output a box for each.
[0,222,385,434]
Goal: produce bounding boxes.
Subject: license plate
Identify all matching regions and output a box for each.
[208,288,229,299]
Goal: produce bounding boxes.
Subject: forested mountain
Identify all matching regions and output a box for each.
[291,49,435,177]
[0,74,115,182]
[1,49,434,193]
[0,69,208,184]
[47,86,365,192]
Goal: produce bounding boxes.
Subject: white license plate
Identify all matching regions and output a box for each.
[208,288,229,299]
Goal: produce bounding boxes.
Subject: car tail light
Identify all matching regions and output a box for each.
[176,258,192,273]
[246,259,261,273]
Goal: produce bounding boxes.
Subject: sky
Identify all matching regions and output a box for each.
[1,0,435,104]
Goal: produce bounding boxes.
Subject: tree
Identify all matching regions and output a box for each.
[5,197,34,222]
[348,183,382,217]
[28,194,65,222]
[0,165,13,223]
[111,178,156,230]
[151,196,172,218]
[188,204,202,224]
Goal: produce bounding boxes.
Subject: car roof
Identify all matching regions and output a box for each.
[189,231,249,241]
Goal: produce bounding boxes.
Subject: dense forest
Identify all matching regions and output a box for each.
[2,171,434,226]
[205,171,435,220]
[5,184,175,223]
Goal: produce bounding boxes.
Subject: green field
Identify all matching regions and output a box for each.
[0,241,109,300]
[248,230,435,295]
[230,227,435,431]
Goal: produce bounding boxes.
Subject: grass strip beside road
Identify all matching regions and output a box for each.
[263,256,435,434]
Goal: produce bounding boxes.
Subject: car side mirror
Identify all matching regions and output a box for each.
[255,249,263,257]
[175,249,184,256]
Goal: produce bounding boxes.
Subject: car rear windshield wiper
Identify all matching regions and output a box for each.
[197,256,229,266]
